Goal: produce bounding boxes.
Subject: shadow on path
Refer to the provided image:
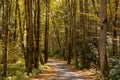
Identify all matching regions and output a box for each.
[49,59,85,80]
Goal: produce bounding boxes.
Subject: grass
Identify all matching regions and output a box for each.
[0,59,28,80]
[0,58,54,80]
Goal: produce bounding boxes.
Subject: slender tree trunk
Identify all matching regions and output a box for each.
[26,0,34,74]
[63,0,69,60]
[67,0,72,64]
[13,0,18,42]
[24,0,29,70]
[34,0,44,69]
[99,0,109,77]
[37,0,44,65]
[2,0,9,78]
[34,0,39,69]
[112,0,119,56]
[72,0,78,68]
[79,0,85,68]
[44,0,50,63]
[1,0,5,64]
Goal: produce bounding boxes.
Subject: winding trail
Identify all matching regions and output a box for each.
[49,59,85,80]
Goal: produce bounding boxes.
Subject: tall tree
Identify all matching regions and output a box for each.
[34,0,44,69]
[13,0,18,42]
[26,0,34,74]
[112,0,119,56]
[2,0,9,78]
[99,0,109,77]
[63,0,69,60]
[44,0,50,63]
[79,0,89,68]
[72,0,78,68]
[67,0,72,64]
[24,0,29,70]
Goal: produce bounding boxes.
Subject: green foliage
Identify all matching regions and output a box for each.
[32,68,42,76]
[49,49,62,58]
[82,42,98,64]
[78,41,98,69]
[7,74,29,80]
[87,43,97,60]
[7,64,25,76]
[0,41,21,64]
[8,43,21,63]
[0,63,28,80]
[0,60,44,80]
[109,57,120,80]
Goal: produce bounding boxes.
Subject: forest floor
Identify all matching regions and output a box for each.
[30,59,98,80]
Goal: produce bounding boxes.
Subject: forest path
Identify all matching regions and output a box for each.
[49,59,85,80]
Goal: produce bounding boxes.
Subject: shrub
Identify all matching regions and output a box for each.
[8,43,21,63]
[109,57,120,80]
[81,42,98,65]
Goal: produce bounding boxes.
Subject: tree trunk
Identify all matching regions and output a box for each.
[44,0,50,63]
[67,0,72,64]
[112,0,119,56]
[2,0,9,78]
[80,0,86,68]
[23,0,29,70]
[99,0,109,77]
[26,0,34,75]
[72,0,78,68]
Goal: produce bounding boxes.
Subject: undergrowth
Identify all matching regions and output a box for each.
[0,59,48,80]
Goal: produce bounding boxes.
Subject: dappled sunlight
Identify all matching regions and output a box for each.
[49,59,85,80]
[0,0,120,79]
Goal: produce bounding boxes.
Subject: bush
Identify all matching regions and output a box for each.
[8,43,21,63]
[81,43,98,64]
[109,57,120,80]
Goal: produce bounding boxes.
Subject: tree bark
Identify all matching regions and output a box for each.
[112,0,119,56]
[2,0,9,78]
[44,0,50,63]
[26,0,34,74]
[99,0,109,77]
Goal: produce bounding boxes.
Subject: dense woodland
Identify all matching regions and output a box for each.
[0,0,120,80]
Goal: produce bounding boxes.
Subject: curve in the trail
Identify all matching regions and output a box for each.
[49,59,85,80]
